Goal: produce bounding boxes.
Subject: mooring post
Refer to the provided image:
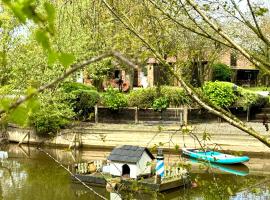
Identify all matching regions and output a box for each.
[135,107,138,124]
[95,104,98,123]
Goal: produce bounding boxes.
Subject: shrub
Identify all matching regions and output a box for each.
[202,81,237,107]
[212,63,232,81]
[70,89,100,120]
[61,82,96,93]
[61,82,99,120]
[152,97,169,112]
[236,87,266,109]
[101,87,128,110]
[128,86,191,109]
[160,86,191,106]
[29,92,74,136]
[128,88,157,108]
[202,81,265,109]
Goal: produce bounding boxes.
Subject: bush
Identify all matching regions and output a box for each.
[128,86,190,108]
[212,63,232,81]
[236,87,266,109]
[61,82,99,120]
[61,82,96,93]
[160,86,191,106]
[152,97,169,112]
[70,89,100,120]
[202,81,265,109]
[101,87,128,110]
[202,81,237,107]
[29,92,74,136]
[128,88,157,108]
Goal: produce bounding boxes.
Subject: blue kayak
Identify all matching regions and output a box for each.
[182,148,249,164]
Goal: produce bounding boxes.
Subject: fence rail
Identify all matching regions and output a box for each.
[94,105,188,124]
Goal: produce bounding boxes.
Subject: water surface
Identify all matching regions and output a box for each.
[0,145,269,200]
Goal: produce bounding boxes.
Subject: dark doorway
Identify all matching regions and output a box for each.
[114,70,121,79]
[133,69,139,87]
[122,164,130,177]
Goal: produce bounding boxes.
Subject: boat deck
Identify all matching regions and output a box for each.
[72,173,190,192]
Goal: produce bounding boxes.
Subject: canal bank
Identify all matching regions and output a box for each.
[5,122,270,155]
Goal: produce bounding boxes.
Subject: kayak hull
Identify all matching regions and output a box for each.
[182,148,249,164]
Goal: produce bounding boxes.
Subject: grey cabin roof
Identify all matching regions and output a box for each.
[108,145,155,164]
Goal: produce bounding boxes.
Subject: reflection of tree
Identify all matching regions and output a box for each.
[0,163,15,186]
[188,174,262,200]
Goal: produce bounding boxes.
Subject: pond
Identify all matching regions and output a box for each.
[0,144,269,200]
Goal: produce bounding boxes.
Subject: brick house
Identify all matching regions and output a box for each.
[146,56,179,87]
[219,50,259,86]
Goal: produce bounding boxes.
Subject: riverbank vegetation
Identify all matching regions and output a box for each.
[23,81,266,135]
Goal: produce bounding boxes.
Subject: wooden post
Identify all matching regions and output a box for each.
[135,107,138,124]
[18,132,30,146]
[69,133,77,149]
[247,106,250,122]
[183,105,188,125]
[27,131,30,145]
[95,104,98,123]
[180,107,183,126]
[155,175,161,184]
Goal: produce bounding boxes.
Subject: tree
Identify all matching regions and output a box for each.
[101,0,270,148]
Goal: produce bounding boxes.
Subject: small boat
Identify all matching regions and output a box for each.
[182,148,249,164]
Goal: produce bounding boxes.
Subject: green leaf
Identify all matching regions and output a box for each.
[9,106,28,126]
[26,97,40,113]
[10,4,27,23]
[0,98,11,111]
[26,87,37,95]
[48,50,58,65]
[44,2,55,32]
[58,53,75,67]
[35,29,50,50]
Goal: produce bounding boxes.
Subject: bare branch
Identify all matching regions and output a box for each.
[185,0,270,73]
[246,0,270,46]
[149,0,234,48]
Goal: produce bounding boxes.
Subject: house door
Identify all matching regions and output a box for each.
[122,164,130,177]
[133,69,139,87]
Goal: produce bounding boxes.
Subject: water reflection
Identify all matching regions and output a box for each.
[0,144,269,200]
[188,158,249,176]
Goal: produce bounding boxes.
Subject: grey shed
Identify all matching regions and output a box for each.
[107,145,155,179]
[108,145,155,164]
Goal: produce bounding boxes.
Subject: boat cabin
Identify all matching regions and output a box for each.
[107,145,155,179]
